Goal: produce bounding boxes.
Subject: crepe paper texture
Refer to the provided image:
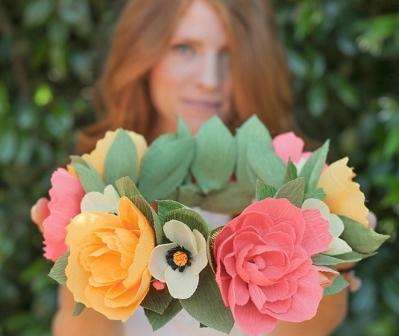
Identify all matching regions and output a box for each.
[31,115,389,335]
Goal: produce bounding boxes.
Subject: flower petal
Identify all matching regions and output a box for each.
[164,267,199,299]
[272,132,305,164]
[189,230,208,274]
[149,243,177,282]
[163,220,197,253]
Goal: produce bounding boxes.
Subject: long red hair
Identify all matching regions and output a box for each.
[77,0,294,153]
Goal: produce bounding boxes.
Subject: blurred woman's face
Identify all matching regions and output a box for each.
[149,0,232,133]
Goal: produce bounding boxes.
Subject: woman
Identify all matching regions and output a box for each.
[34,0,352,335]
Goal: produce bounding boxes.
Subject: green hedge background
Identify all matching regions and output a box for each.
[0,1,398,335]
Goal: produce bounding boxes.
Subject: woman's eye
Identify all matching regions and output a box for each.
[172,44,195,57]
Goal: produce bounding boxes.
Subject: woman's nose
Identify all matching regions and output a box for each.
[197,53,219,91]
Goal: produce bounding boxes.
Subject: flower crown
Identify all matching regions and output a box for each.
[33,115,388,335]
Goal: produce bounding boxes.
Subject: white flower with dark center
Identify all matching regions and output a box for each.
[149,220,208,299]
[302,198,352,255]
[80,185,119,214]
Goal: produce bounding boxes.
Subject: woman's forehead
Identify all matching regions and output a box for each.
[171,0,228,48]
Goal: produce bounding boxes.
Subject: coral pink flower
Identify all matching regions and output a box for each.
[214,198,332,336]
[31,197,50,233]
[42,168,84,261]
[272,132,311,166]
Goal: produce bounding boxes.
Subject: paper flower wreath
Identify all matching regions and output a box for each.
[34,115,389,335]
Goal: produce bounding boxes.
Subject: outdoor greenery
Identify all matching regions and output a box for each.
[0,1,398,335]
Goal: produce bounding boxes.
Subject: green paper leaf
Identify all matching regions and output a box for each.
[299,140,329,192]
[157,200,185,225]
[144,300,182,331]
[70,155,89,167]
[324,275,349,296]
[305,187,326,200]
[200,183,252,215]
[49,253,69,285]
[312,251,372,266]
[236,115,272,190]
[340,216,389,254]
[207,227,223,273]
[177,117,191,138]
[72,303,85,316]
[72,162,105,193]
[177,184,205,208]
[180,266,234,334]
[164,207,209,238]
[131,194,163,245]
[191,116,236,193]
[284,160,298,182]
[256,179,277,200]
[139,135,195,202]
[141,286,174,315]
[115,176,141,200]
[247,141,285,188]
[275,177,305,207]
[104,129,138,184]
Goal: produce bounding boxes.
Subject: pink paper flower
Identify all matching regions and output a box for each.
[272,132,311,166]
[42,168,84,261]
[214,198,332,336]
[31,197,50,233]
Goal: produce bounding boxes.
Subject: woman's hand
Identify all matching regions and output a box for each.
[53,286,123,336]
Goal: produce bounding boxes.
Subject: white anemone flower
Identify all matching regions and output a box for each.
[80,185,120,214]
[149,220,208,299]
[302,198,352,255]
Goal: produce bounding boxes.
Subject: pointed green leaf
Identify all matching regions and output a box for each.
[284,160,298,182]
[157,200,185,225]
[49,253,69,285]
[164,208,209,238]
[144,300,182,331]
[236,115,272,189]
[200,183,252,215]
[70,155,89,167]
[141,286,174,315]
[340,216,389,254]
[72,162,105,193]
[139,136,195,202]
[177,117,191,138]
[305,187,326,200]
[115,176,141,200]
[275,177,305,207]
[324,275,349,296]
[191,116,236,193]
[312,251,372,266]
[104,129,138,184]
[299,140,329,192]
[72,303,85,316]
[256,179,277,200]
[247,141,285,188]
[180,266,234,334]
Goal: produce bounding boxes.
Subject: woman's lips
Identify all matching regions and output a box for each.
[182,98,222,111]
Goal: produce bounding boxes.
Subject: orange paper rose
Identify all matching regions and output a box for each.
[318,157,369,227]
[65,197,155,320]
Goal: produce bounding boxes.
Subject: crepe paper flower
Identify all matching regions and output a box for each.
[82,130,147,177]
[302,198,352,255]
[318,157,369,227]
[214,198,332,336]
[81,185,120,214]
[149,220,208,299]
[31,197,50,233]
[272,132,312,171]
[65,197,155,321]
[42,168,85,261]
[317,266,339,288]
[152,280,166,291]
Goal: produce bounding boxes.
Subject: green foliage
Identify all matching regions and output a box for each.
[0,0,398,335]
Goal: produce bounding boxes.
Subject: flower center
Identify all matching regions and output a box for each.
[166,246,192,272]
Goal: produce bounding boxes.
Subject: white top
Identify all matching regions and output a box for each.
[123,208,245,336]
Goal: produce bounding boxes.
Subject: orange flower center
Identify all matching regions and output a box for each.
[173,251,189,267]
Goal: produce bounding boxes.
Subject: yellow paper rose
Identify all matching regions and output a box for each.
[82,130,147,177]
[65,196,155,320]
[318,157,369,227]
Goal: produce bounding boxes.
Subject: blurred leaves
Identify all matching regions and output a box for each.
[0,0,398,335]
